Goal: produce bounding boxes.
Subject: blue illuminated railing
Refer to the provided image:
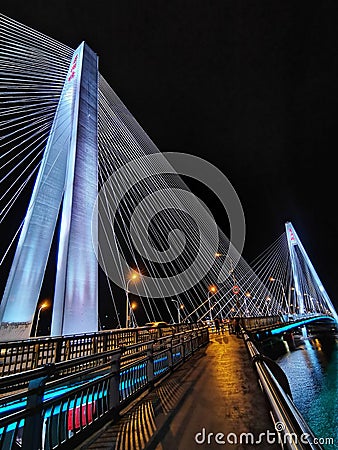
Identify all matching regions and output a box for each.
[0,326,209,449]
[246,314,336,341]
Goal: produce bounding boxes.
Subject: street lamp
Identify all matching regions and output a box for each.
[129,302,138,328]
[304,293,315,313]
[33,301,49,337]
[208,285,217,321]
[126,271,141,328]
[266,296,272,315]
[244,292,251,315]
[269,277,289,315]
[172,299,184,323]
[215,253,242,316]
[217,253,241,312]
[288,286,295,314]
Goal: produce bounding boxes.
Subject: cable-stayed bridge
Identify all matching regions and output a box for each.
[1,14,336,341]
[0,14,337,450]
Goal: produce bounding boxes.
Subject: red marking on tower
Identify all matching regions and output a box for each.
[68,54,78,81]
[288,227,296,242]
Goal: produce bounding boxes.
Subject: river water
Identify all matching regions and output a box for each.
[277,333,338,450]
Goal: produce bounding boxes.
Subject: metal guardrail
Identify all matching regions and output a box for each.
[243,331,324,450]
[0,323,201,377]
[241,315,282,331]
[0,326,209,449]
[244,314,335,337]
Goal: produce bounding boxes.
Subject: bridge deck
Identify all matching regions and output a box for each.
[78,331,280,450]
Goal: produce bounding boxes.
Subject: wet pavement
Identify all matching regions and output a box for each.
[79,331,281,449]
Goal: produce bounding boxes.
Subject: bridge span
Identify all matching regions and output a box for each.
[0,323,327,450]
[78,332,283,450]
[247,314,337,341]
[77,327,327,450]
[0,14,336,450]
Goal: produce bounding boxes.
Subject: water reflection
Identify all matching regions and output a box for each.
[277,334,338,449]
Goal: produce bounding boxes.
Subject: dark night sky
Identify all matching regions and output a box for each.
[2,1,338,311]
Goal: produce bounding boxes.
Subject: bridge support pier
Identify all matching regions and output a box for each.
[301,326,308,338]
[0,42,99,340]
[283,332,296,351]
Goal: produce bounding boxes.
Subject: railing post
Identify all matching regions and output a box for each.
[92,335,98,355]
[167,338,173,370]
[54,338,62,363]
[108,350,121,420]
[181,335,186,362]
[190,332,194,355]
[21,363,55,450]
[147,342,154,388]
[199,329,203,347]
[103,332,108,352]
[32,342,40,369]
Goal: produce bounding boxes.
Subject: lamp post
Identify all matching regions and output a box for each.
[172,299,184,323]
[269,277,289,315]
[266,296,272,315]
[215,252,241,316]
[228,256,241,316]
[288,286,295,314]
[208,285,217,321]
[33,301,49,337]
[126,271,140,328]
[130,302,138,328]
[304,293,315,313]
[244,292,251,316]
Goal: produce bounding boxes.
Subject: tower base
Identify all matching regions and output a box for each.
[0,322,31,342]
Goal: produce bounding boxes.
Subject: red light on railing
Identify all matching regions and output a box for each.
[68,401,96,431]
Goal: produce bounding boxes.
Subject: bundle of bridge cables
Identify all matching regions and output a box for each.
[3,13,329,327]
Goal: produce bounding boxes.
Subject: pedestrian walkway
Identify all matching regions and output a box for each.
[79,331,281,449]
